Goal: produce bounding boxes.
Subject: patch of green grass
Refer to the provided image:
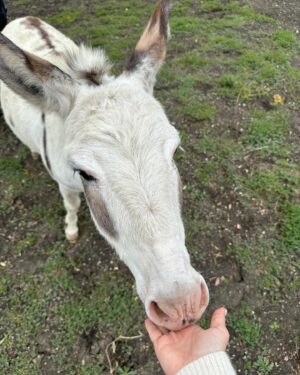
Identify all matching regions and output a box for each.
[236,6,278,24]
[16,233,38,255]
[172,1,194,16]
[195,136,241,186]
[240,167,297,204]
[173,75,216,121]
[263,48,290,65]
[257,63,278,81]
[171,16,201,33]
[0,276,55,373]
[47,8,83,25]
[272,29,297,48]
[217,74,242,97]
[197,161,219,184]
[228,233,299,299]
[237,50,265,70]
[55,277,141,347]
[197,137,241,158]
[118,367,137,375]
[184,101,215,121]
[0,158,25,175]
[66,25,86,40]
[242,110,290,148]
[200,0,225,13]
[280,203,300,252]
[30,202,64,230]
[228,307,261,346]
[0,277,10,295]
[208,35,245,53]
[176,51,209,68]
[80,365,106,375]
[14,0,31,5]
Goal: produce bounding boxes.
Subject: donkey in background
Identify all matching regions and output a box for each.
[0,0,209,331]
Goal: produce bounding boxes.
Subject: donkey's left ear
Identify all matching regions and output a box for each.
[125,0,171,93]
[0,33,75,118]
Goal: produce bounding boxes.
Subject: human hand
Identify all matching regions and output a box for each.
[145,307,229,375]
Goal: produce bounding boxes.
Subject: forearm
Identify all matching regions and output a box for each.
[176,352,236,375]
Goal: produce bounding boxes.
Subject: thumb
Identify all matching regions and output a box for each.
[210,307,227,330]
[145,319,163,344]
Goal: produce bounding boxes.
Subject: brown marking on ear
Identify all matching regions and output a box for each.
[127,0,171,72]
[127,50,146,72]
[23,50,54,78]
[24,16,56,51]
[0,35,44,96]
[80,70,101,86]
[82,182,118,238]
[0,32,65,83]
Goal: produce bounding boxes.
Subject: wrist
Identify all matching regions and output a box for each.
[175,351,236,375]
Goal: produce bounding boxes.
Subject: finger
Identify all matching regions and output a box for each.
[210,307,227,330]
[145,319,163,343]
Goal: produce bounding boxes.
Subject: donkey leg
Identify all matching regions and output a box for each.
[59,185,81,243]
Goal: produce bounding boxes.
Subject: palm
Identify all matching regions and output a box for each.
[145,308,229,375]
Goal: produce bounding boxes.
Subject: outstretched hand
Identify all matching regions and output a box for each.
[145,307,229,375]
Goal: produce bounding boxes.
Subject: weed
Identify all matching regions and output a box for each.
[253,355,275,374]
[269,321,280,333]
[118,367,137,375]
[80,364,106,375]
[228,307,261,347]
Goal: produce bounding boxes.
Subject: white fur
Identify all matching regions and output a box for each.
[0,14,209,330]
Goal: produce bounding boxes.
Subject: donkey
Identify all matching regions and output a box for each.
[0,1,209,330]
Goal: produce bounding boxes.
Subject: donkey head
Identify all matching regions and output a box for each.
[0,0,209,330]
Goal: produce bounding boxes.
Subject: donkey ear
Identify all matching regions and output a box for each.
[0,33,75,118]
[125,0,171,93]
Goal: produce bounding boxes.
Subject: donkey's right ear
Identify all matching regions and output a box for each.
[125,0,171,94]
[0,33,75,118]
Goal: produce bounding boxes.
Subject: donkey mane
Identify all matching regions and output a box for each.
[63,44,112,86]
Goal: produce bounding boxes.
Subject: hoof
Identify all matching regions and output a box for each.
[32,152,39,160]
[66,232,79,244]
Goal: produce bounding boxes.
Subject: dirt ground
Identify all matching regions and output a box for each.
[0,1,299,374]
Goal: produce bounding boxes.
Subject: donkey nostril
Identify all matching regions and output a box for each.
[150,301,170,322]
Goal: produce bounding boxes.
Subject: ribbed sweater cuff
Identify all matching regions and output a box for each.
[176,352,236,375]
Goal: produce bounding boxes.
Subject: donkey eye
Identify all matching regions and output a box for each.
[74,169,96,182]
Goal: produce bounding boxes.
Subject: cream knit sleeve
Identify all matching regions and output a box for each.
[176,352,236,375]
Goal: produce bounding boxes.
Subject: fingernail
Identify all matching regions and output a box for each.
[224,308,228,316]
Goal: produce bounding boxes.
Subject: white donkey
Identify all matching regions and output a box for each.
[0,1,209,330]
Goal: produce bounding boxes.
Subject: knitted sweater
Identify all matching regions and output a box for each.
[176,352,236,375]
